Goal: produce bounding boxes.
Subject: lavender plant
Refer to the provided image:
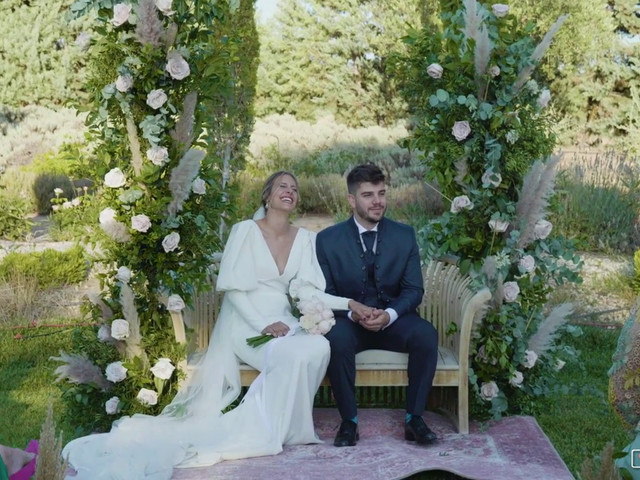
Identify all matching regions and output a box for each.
[395,1,583,417]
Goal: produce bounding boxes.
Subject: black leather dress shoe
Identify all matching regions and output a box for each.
[334,420,359,447]
[405,416,437,444]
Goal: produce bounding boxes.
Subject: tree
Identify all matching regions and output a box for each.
[0,0,92,106]
[256,0,421,127]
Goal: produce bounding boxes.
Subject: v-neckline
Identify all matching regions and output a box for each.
[253,220,301,276]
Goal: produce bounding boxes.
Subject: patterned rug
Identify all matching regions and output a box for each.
[172,408,575,480]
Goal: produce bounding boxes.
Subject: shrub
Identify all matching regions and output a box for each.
[0,106,87,168]
[49,193,101,242]
[551,151,640,254]
[0,191,33,240]
[0,245,88,289]
[33,173,75,215]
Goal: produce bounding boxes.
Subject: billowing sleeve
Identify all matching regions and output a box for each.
[290,229,351,311]
[215,221,266,332]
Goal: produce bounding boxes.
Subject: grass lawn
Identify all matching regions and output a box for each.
[0,322,631,479]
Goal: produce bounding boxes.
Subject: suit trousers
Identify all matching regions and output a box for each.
[325,312,438,419]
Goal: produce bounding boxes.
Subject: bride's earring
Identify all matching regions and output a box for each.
[266,202,270,210]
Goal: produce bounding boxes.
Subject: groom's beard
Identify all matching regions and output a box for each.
[355,203,386,225]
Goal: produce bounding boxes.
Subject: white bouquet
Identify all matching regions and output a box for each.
[247,295,335,348]
[297,296,335,335]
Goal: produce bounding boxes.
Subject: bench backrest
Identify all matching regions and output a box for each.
[182,260,490,360]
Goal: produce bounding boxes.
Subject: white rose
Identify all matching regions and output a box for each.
[111,3,132,27]
[110,319,130,340]
[162,231,180,252]
[137,388,158,406]
[299,315,316,331]
[146,89,168,109]
[509,371,524,388]
[317,319,333,335]
[115,266,132,283]
[97,324,112,342]
[146,146,169,166]
[166,51,190,80]
[104,168,126,188]
[154,0,175,15]
[488,219,509,233]
[167,294,185,312]
[426,63,443,79]
[71,197,82,207]
[99,207,117,224]
[52,205,60,212]
[480,381,499,401]
[115,74,133,93]
[555,359,566,371]
[452,121,471,141]
[131,214,152,233]
[537,88,551,109]
[150,358,175,380]
[492,4,509,17]
[105,361,128,383]
[503,281,520,303]
[54,187,63,196]
[488,65,501,77]
[450,195,474,213]
[523,350,538,369]
[533,219,553,240]
[192,177,206,195]
[481,169,502,188]
[105,396,120,415]
[518,255,535,273]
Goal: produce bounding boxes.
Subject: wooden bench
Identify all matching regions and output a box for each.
[170,259,491,434]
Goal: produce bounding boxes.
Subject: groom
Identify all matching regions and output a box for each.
[316,163,439,447]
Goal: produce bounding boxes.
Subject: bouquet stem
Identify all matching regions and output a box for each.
[246,334,274,348]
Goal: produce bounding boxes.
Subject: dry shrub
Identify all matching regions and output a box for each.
[579,441,622,480]
[0,272,81,326]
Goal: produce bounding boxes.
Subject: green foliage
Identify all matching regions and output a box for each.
[551,152,640,254]
[256,0,420,127]
[0,0,92,107]
[395,1,582,416]
[33,173,75,215]
[0,245,89,289]
[52,0,257,432]
[0,191,33,241]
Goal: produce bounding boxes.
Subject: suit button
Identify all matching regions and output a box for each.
[376,265,380,269]
[362,266,366,270]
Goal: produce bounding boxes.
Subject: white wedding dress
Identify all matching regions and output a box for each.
[62,220,350,479]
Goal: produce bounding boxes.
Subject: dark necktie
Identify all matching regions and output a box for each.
[362,230,376,253]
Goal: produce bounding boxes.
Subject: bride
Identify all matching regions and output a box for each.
[62,171,370,479]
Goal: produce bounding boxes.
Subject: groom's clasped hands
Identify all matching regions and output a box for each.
[351,305,390,332]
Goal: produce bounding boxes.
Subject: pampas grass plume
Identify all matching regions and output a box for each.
[170,91,198,156]
[527,303,574,354]
[34,402,68,480]
[50,351,113,390]
[135,0,163,47]
[167,148,205,217]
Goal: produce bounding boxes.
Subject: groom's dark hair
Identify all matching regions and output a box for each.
[347,163,386,194]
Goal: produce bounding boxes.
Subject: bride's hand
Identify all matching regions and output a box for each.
[261,321,290,337]
[348,300,373,323]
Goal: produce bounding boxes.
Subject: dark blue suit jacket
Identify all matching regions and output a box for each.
[315,216,424,317]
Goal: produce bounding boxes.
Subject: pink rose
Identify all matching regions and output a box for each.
[146,89,168,109]
[480,381,499,401]
[503,281,520,302]
[166,51,190,80]
[426,63,443,79]
[450,195,474,213]
[111,3,132,27]
[451,121,471,141]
